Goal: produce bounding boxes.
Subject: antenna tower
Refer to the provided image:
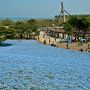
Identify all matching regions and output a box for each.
[58,0,70,23]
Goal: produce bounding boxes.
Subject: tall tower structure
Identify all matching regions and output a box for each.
[60,0,66,22]
[58,0,70,23]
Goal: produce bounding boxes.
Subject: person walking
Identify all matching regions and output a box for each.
[44,40,46,44]
[49,39,50,44]
[66,42,69,49]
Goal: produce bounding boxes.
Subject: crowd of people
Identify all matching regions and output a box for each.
[37,34,90,53]
[79,44,90,52]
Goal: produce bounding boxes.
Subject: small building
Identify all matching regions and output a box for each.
[40,26,67,39]
[39,27,90,42]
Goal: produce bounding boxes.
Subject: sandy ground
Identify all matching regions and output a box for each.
[37,35,90,52]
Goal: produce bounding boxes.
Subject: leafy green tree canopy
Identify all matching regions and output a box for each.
[2,18,13,26]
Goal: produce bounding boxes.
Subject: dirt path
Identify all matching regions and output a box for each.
[37,35,90,52]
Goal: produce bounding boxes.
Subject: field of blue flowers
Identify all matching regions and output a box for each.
[0,40,90,90]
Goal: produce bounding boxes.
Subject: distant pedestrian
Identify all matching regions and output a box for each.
[38,36,39,40]
[49,39,50,44]
[66,43,69,49]
[79,48,84,52]
[86,49,88,52]
[44,40,46,44]
[55,37,56,41]
[88,44,90,49]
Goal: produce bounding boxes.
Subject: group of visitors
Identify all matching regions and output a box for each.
[43,38,57,47]
[37,35,90,52]
[79,44,90,52]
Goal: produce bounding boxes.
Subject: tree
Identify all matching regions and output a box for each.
[0,27,6,44]
[27,19,39,37]
[67,16,90,42]
[4,29,16,39]
[0,27,15,45]
[63,22,73,35]
[2,18,13,26]
[79,18,89,38]
[14,19,39,39]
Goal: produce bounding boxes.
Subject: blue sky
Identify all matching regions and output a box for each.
[0,0,90,18]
